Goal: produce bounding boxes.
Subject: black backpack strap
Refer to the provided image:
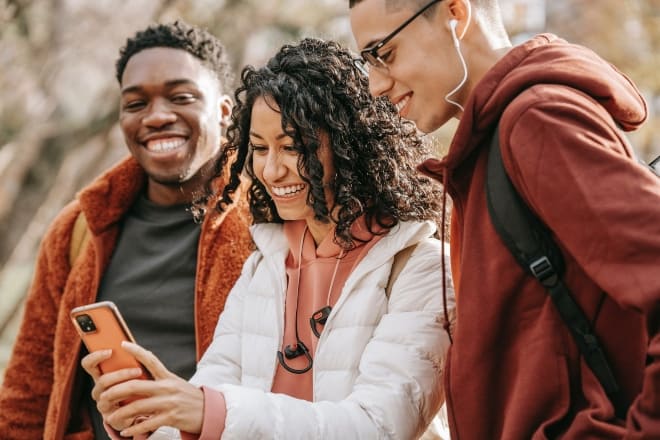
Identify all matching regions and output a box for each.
[485,125,628,419]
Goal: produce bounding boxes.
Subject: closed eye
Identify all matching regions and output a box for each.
[250,144,268,154]
[378,48,393,63]
[171,93,197,104]
[283,145,299,154]
[122,100,146,112]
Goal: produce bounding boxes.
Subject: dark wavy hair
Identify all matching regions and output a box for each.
[217,38,442,248]
[115,20,232,91]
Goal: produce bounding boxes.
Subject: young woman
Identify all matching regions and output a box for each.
[83,38,454,440]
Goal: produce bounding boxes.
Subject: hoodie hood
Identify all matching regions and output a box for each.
[429,34,647,173]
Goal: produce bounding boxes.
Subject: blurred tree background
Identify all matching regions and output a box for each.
[1,0,658,378]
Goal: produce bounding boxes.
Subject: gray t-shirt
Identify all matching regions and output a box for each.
[85,194,201,438]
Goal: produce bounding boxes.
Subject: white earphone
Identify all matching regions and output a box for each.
[449,19,460,47]
[444,16,469,112]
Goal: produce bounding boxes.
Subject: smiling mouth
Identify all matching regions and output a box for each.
[393,94,411,115]
[145,137,187,153]
[271,183,306,198]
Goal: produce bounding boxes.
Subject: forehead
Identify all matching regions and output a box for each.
[350,0,419,49]
[250,97,284,131]
[121,47,218,91]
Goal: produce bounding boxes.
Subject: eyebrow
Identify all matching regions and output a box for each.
[249,132,291,141]
[120,78,198,95]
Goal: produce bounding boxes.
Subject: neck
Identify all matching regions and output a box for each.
[459,23,512,108]
[146,183,196,206]
[305,218,334,246]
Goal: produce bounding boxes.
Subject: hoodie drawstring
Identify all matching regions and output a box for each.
[441,172,453,344]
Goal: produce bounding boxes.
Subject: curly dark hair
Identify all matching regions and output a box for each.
[217,38,442,248]
[115,20,232,91]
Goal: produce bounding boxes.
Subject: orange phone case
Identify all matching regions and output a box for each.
[70,301,150,379]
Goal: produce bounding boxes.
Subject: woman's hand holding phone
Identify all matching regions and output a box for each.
[82,342,205,437]
[72,302,204,436]
[72,301,152,433]
[81,348,147,432]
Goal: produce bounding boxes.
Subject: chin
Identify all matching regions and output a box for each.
[419,114,454,134]
[149,171,188,185]
[414,120,436,135]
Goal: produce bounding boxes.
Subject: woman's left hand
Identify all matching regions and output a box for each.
[98,342,205,437]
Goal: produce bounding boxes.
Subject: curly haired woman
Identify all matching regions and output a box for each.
[82,38,454,440]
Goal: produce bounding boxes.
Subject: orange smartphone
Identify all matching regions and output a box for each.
[70,301,151,379]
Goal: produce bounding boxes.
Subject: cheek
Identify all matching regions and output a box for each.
[119,116,137,142]
[191,106,219,131]
[285,155,301,176]
[194,115,223,150]
[251,156,266,181]
[195,112,213,134]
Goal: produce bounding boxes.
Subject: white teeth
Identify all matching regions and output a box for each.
[146,137,186,152]
[395,95,410,113]
[271,184,305,197]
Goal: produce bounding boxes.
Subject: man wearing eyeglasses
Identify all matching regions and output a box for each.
[350,0,660,439]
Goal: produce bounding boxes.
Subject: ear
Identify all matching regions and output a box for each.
[447,0,472,39]
[218,94,233,128]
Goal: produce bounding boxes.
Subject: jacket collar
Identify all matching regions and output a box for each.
[250,220,436,271]
[77,155,236,234]
[77,156,146,234]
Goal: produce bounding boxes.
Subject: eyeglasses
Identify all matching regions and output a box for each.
[358,0,442,73]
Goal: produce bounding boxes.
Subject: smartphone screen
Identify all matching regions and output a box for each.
[70,301,151,379]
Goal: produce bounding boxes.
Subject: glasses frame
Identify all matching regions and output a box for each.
[360,0,442,71]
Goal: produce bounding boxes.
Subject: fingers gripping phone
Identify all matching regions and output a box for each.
[70,301,151,379]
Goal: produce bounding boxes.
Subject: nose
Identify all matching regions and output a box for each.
[262,150,286,183]
[142,98,176,128]
[368,68,393,98]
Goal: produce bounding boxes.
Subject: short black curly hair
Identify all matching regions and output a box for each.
[216,37,442,249]
[115,20,232,90]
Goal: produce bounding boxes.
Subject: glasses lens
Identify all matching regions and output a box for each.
[361,49,388,71]
[362,50,379,67]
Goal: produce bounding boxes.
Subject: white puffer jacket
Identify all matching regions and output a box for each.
[165,220,453,440]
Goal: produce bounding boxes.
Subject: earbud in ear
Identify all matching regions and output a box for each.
[449,19,460,47]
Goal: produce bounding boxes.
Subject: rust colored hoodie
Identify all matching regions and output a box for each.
[419,34,660,439]
[0,157,252,439]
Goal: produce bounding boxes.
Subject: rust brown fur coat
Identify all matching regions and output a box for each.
[0,157,252,439]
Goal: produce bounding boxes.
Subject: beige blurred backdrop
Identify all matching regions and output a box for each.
[1,0,658,380]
